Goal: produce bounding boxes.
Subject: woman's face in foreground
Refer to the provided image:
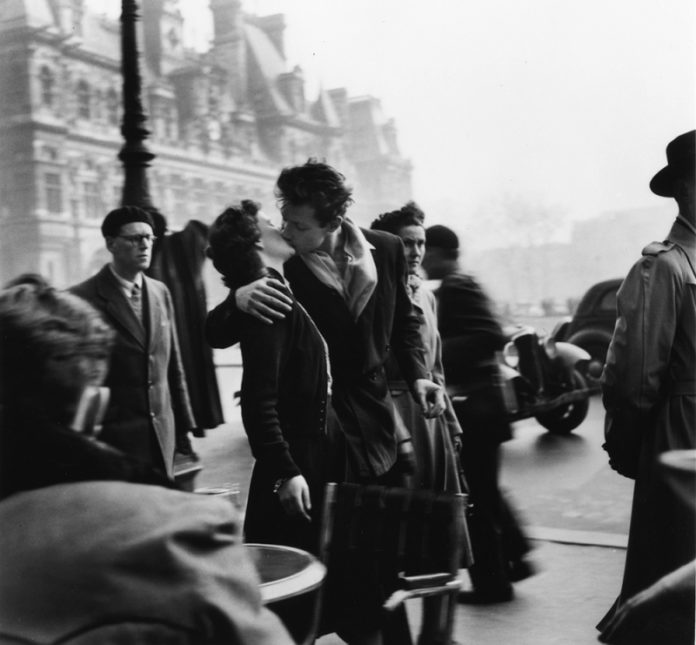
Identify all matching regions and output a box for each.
[396,224,426,275]
[257,213,295,264]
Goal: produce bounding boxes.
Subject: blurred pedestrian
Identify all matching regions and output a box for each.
[423,224,534,604]
[0,282,292,644]
[0,282,172,496]
[598,130,696,641]
[71,205,199,479]
[371,202,468,645]
[371,202,464,494]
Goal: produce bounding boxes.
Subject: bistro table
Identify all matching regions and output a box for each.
[245,543,327,644]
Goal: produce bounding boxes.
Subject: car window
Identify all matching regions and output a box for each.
[598,288,618,313]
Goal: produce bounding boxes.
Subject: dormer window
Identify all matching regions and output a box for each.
[106,88,119,126]
[77,80,90,119]
[167,27,180,50]
[40,66,55,107]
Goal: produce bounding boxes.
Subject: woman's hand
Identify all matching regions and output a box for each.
[277,475,312,521]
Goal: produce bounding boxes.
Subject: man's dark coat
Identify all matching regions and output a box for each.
[71,265,195,477]
[206,228,427,479]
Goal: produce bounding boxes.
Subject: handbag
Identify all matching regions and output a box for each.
[602,408,648,479]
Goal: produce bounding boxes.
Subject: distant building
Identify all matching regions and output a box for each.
[469,204,674,311]
[0,0,412,286]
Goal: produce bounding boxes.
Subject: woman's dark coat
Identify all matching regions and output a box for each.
[234,286,338,552]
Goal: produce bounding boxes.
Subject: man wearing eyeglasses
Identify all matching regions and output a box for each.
[71,206,198,479]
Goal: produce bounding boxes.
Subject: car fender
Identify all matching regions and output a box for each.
[551,317,571,341]
[567,328,614,350]
[554,341,591,369]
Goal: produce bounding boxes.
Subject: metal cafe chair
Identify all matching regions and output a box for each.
[318,482,473,645]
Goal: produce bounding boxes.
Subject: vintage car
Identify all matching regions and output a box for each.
[552,278,623,387]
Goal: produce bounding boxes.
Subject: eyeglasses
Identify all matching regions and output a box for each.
[116,234,157,246]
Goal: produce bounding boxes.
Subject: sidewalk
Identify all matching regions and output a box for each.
[194,415,626,645]
[314,539,625,645]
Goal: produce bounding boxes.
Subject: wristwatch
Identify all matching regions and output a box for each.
[273,478,289,494]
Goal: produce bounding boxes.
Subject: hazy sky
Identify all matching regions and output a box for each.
[94,0,695,245]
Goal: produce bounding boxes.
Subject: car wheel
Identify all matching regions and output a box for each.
[535,370,590,435]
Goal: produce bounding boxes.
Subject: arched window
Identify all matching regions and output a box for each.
[40,66,55,107]
[76,80,90,119]
[106,88,119,126]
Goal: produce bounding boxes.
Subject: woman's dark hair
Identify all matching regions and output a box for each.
[275,158,354,226]
[0,282,114,425]
[3,273,52,289]
[207,201,265,289]
[370,201,425,235]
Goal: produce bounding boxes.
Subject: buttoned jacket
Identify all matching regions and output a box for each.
[71,264,195,477]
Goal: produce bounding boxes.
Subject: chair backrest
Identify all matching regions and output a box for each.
[319,483,472,588]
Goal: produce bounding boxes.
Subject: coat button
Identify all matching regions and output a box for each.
[150,412,156,418]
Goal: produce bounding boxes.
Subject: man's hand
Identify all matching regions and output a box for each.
[413,379,445,418]
[235,277,292,324]
[277,475,312,521]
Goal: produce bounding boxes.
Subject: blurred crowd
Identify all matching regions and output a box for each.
[0,130,693,644]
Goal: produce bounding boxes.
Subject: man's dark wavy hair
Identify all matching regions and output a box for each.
[207,200,265,290]
[370,201,425,235]
[275,158,354,226]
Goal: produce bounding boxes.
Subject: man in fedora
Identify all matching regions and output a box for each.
[71,206,198,479]
[598,130,696,642]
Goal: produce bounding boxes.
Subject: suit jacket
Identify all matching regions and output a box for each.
[71,265,195,477]
[207,229,427,478]
[0,482,292,644]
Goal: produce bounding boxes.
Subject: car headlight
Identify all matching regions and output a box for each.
[503,342,519,368]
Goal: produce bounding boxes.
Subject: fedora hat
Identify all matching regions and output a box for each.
[649,130,696,197]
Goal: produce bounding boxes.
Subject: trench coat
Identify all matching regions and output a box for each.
[0,481,292,644]
[71,265,196,477]
[148,221,224,429]
[599,215,696,618]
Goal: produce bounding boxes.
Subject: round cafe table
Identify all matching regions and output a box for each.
[245,543,327,643]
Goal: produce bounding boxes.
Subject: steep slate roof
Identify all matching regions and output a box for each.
[244,19,292,116]
[0,0,56,31]
[80,11,120,63]
[349,96,391,157]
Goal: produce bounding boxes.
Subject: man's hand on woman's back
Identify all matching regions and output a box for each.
[235,277,293,324]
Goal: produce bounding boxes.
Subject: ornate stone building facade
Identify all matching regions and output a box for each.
[0,0,412,286]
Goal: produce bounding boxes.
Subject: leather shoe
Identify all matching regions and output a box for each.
[508,558,536,582]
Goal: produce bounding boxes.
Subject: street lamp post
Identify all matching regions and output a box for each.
[119,0,156,210]
[118,0,201,490]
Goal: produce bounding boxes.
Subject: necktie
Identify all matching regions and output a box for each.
[130,283,142,321]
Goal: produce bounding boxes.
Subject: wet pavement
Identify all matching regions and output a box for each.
[193,357,631,644]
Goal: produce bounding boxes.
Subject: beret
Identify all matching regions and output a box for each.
[101,206,154,238]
